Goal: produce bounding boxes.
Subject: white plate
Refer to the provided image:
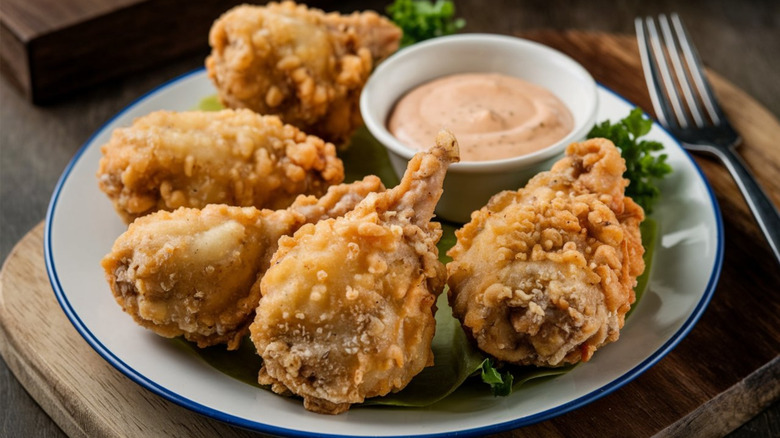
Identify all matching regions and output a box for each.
[45,69,723,437]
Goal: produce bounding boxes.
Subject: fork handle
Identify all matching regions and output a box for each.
[694,143,780,264]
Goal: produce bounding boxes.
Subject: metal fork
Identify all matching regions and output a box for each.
[636,13,780,264]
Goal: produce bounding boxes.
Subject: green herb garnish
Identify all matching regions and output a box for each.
[480,358,514,396]
[196,95,224,112]
[386,0,465,47]
[587,108,672,213]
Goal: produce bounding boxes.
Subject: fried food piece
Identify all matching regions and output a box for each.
[97,109,344,223]
[206,1,402,145]
[250,132,459,414]
[447,138,645,367]
[101,177,384,350]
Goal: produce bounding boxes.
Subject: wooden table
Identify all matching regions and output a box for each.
[1,1,778,437]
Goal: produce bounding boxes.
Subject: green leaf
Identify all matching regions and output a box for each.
[480,358,514,396]
[436,220,459,264]
[587,108,673,213]
[628,218,657,318]
[196,95,224,111]
[338,126,400,188]
[623,107,653,138]
[174,336,263,387]
[387,0,466,47]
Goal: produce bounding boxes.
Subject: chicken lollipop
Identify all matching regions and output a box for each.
[250,131,459,414]
[206,1,402,145]
[447,138,645,367]
[101,177,384,350]
[97,109,344,223]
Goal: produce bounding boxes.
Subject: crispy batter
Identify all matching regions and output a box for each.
[101,177,384,349]
[250,132,459,414]
[206,1,401,145]
[97,109,344,223]
[447,138,645,367]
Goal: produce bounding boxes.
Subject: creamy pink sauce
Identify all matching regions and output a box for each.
[388,73,574,161]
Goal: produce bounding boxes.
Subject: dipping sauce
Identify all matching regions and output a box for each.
[388,73,574,161]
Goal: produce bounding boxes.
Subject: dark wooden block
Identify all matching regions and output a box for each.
[0,0,265,104]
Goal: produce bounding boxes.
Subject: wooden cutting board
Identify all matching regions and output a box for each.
[1,31,779,438]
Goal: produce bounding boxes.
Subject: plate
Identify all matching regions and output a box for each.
[45,69,723,437]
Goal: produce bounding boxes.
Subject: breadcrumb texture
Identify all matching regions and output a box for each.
[97,109,344,223]
[102,204,281,349]
[101,177,384,349]
[447,138,645,367]
[250,132,459,414]
[206,1,401,145]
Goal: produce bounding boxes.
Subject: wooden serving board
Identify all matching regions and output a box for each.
[1,32,779,438]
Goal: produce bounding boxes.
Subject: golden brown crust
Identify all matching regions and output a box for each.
[96,109,344,223]
[250,132,458,413]
[101,177,383,349]
[287,175,385,222]
[102,204,285,349]
[447,138,645,367]
[205,1,401,145]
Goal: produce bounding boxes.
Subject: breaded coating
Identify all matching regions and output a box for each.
[250,132,459,414]
[101,177,384,350]
[447,138,645,367]
[97,109,344,223]
[206,1,401,145]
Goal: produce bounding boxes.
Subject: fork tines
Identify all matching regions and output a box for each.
[635,13,726,130]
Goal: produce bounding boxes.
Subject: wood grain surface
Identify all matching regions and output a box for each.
[0,0,262,103]
[0,31,778,437]
[0,224,261,438]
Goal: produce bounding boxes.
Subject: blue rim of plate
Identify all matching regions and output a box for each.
[44,68,724,438]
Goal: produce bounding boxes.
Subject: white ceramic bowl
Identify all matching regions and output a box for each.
[360,33,598,223]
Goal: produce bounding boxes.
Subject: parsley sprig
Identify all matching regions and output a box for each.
[480,358,514,396]
[588,108,673,213]
[387,0,466,47]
